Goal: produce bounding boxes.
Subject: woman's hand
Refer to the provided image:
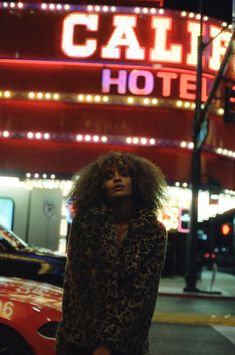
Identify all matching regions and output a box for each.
[92,344,111,355]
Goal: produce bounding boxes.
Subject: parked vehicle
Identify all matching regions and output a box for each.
[0,224,66,287]
[0,276,62,355]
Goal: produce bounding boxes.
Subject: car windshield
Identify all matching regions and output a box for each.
[0,226,28,250]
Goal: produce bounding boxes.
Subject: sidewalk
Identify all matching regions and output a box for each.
[155,270,235,327]
[159,270,235,298]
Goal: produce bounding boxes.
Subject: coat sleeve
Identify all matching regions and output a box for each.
[56,218,90,353]
[100,222,167,352]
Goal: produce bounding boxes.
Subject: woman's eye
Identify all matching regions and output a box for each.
[120,170,129,177]
[104,171,114,180]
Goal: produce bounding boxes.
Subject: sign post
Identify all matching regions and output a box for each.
[184,0,203,292]
[184,0,235,293]
[196,117,209,149]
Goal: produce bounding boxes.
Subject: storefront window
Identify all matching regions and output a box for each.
[0,197,14,230]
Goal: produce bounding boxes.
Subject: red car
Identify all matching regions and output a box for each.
[0,276,62,355]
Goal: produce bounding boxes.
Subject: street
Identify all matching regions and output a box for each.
[148,289,235,355]
[149,323,235,355]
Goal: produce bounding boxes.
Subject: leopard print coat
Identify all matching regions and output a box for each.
[56,206,167,355]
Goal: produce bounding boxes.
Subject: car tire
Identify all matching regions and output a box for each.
[0,326,32,355]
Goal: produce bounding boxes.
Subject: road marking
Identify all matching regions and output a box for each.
[153,311,235,326]
[212,326,235,346]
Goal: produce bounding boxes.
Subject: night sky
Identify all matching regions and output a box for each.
[164,0,233,22]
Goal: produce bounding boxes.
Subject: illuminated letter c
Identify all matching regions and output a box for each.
[61,13,98,58]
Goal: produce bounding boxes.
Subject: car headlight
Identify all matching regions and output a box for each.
[37,321,59,339]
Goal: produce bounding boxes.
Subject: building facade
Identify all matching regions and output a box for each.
[0,1,234,252]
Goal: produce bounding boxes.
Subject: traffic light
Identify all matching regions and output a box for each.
[218,221,234,254]
[224,85,235,123]
[221,222,233,237]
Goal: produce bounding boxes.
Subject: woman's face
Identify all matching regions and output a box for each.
[103,167,132,199]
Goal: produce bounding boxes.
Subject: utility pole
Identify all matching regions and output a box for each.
[184,0,235,292]
[184,0,203,292]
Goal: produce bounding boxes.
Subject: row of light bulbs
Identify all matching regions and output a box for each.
[0,130,181,148]
[224,189,235,196]
[26,173,56,179]
[174,182,235,196]
[0,130,108,143]
[1,130,234,160]
[0,90,225,115]
[175,182,189,188]
[180,141,194,149]
[0,130,156,146]
[1,2,23,9]
[216,148,235,158]
[1,175,234,196]
[0,90,60,101]
[21,174,235,196]
[0,1,231,28]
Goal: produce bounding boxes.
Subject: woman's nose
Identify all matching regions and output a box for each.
[113,172,121,181]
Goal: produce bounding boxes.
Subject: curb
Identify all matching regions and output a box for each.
[152,311,235,327]
[159,291,235,301]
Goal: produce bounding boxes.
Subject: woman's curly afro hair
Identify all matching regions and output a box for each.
[68,151,167,212]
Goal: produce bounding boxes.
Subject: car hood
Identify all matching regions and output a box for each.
[0,276,62,311]
[28,246,66,258]
[10,246,67,264]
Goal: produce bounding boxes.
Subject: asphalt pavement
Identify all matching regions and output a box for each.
[148,270,235,354]
[149,323,235,355]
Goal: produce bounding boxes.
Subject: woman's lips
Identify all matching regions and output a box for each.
[113,184,124,191]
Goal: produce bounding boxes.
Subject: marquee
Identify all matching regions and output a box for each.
[0,3,232,102]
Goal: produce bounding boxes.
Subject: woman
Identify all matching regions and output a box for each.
[56,151,167,355]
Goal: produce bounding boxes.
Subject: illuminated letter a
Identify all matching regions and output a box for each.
[102,15,145,60]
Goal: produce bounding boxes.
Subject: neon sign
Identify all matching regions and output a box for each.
[101,68,209,100]
[61,13,231,72]
[0,6,232,101]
